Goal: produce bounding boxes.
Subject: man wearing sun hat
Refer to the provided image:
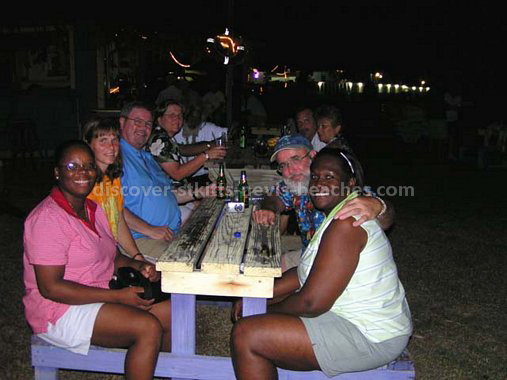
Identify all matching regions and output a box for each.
[253,134,394,270]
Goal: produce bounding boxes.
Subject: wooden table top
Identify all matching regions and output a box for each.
[156,198,281,298]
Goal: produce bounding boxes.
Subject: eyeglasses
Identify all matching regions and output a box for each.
[60,162,97,172]
[124,117,153,129]
[277,151,311,172]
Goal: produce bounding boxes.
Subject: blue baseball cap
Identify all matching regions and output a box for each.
[270,134,313,162]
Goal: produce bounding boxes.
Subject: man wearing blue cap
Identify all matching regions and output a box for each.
[253,134,394,269]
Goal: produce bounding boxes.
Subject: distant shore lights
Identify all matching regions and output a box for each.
[245,67,430,95]
[249,68,265,83]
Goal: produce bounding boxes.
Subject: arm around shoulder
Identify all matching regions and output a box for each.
[376,197,395,230]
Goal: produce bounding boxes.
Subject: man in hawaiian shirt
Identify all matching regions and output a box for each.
[253,134,394,269]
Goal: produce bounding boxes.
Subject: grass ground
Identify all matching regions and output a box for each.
[1,144,505,379]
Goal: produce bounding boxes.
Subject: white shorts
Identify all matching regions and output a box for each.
[37,303,104,355]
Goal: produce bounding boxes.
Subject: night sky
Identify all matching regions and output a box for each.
[141,2,504,74]
[2,1,505,97]
[129,1,504,96]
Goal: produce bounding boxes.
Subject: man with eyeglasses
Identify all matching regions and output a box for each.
[253,134,394,270]
[118,101,213,262]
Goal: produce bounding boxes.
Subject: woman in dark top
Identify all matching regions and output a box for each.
[146,99,226,185]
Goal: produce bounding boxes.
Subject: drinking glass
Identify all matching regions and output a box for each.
[216,132,227,148]
[214,132,227,163]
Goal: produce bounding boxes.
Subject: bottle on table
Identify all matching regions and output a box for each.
[239,125,246,149]
[217,163,227,199]
[280,124,291,137]
[237,170,249,208]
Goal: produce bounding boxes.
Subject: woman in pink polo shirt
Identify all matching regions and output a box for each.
[23,140,171,380]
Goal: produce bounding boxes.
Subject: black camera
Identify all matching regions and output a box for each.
[109,267,153,300]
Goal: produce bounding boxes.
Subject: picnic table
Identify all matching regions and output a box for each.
[156,197,282,380]
[31,177,415,379]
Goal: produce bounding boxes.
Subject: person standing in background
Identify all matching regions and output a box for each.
[173,99,228,187]
[296,106,326,151]
[315,104,354,154]
[202,81,226,124]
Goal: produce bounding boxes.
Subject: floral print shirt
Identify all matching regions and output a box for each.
[146,125,181,164]
[274,181,325,251]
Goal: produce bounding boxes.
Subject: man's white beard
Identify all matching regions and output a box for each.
[285,175,310,196]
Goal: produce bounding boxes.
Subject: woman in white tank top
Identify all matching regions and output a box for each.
[230,147,412,378]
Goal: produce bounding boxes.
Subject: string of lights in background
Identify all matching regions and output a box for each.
[102,26,431,101]
[247,68,431,96]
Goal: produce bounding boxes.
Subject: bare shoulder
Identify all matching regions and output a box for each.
[323,216,367,243]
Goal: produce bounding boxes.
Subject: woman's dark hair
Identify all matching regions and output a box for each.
[153,99,186,122]
[314,104,343,128]
[82,116,123,182]
[312,147,365,189]
[54,140,95,168]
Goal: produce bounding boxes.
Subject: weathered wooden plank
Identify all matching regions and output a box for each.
[161,271,274,298]
[200,206,253,274]
[156,198,224,272]
[243,214,282,277]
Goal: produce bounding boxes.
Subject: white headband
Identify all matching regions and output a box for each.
[339,152,355,174]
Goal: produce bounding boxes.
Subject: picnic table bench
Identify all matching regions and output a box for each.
[31,197,415,379]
